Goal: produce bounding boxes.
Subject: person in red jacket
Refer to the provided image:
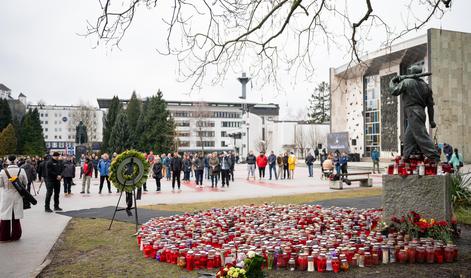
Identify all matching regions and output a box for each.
[80,157,93,194]
[256,152,268,180]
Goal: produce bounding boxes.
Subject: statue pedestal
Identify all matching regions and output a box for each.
[382,175,452,222]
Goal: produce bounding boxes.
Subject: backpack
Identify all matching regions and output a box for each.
[4,168,37,210]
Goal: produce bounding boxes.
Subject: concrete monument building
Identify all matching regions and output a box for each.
[330,28,471,162]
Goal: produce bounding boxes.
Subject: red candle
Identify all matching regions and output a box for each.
[332,257,340,273]
[186,250,195,271]
[416,247,425,263]
[444,246,454,263]
[317,254,326,272]
[426,247,435,264]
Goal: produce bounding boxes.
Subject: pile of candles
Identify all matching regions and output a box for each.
[137,204,458,273]
[387,155,446,176]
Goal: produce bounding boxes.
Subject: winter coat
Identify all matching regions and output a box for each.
[339,155,348,166]
[98,159,111,176]
[268,154,277,166]
[305,154,315,165]
[276,156,283,166]
[256,155,268,168]
[183,159,192,172]
[220,156,232,170]
[171,157,183,172]
[21,162,36,183]
[38,160,46,180]
[46,158,63,182]
[0,165,28,220]
[83,162,93,177]
[92,158,99,169]
[371,150,380,161]
[152,162,163,179]
[209,157,220,176]
[288,155,297,171]
[246,154,256,165]
[450,153,463,169]
[193,158,205,171]
[62,161,76,178]
[282,155,289,167]
[230,155,236,170]
[204,157,210,168]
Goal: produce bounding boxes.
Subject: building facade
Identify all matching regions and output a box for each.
[27,105,104,153]
[97,98,280,157]
[330,28,471,162]
[0,83,27,123]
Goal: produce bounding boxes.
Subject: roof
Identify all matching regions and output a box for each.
[0,83,11,91]
[18,93,26,97]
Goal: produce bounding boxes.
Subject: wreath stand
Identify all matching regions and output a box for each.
[108,156,142,232]
[108,186,139,232]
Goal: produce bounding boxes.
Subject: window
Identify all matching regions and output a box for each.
[221,141,227,147]
[221,121,242,128]
[54,135,57,139]
[41,121,43,124]
[41,113,44,117]
[196,121,215,127]
[45,135,48,139]
[179,141,190,147]
[196,131,215,137]
[221,131,227,137]
[364,75,381,156]
[175,121,190,127]
[176,131,191,137]
[213,112,241,118]
[174,111,192,117]
[45,121,48,124]
[45,128,48,132]
[196,141,215,147]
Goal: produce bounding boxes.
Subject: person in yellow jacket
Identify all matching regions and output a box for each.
[287,152,297,179]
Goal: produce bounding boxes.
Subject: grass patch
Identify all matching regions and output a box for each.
[143,187,382,212]
[39,218,201,278]
[456,207,471,225]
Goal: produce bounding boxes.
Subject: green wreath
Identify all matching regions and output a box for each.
[109,150,150,193]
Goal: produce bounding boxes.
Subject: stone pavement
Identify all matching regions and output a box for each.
[0,162,385,278]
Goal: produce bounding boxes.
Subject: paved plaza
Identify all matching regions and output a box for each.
[0,162,385,278]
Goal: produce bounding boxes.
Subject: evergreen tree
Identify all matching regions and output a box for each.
[102,96,122,153]
[108,110,131,153]
[0,98,12,131]
[29,108,46,155]
[141,90,175,154]
[134,100,147,151]
[126,91,142,149]
[307,81,331,124]
[0,123,17,155]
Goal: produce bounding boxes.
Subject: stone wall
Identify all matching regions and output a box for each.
[383,175,452,222]
[429,29,471,162]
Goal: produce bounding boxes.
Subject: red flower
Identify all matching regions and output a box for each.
[391,216,401,223]
[435,221,448,227]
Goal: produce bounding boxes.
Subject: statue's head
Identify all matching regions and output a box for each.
[407,65,423,75]
[79,120,84,125]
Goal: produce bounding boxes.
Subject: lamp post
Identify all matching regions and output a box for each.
[238,73,251,158]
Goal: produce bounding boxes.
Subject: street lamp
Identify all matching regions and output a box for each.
[238,72,251,158]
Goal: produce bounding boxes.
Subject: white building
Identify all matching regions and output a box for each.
[27,105,104,153]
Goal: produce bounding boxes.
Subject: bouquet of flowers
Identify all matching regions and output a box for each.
[390,211,454,243]
[216,266,247,278]
[243,251,264,278]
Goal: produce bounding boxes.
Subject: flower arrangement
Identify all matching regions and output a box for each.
[390,211,454,243]
[243,251,264,278]
[109,150,150,192]
[216,266,247,278]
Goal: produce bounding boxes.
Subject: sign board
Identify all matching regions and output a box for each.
[327,132,350,153]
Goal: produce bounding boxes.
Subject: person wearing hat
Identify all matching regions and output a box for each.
[0,155,29,241]
[45,152,64,212]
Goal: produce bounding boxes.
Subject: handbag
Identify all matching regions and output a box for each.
[4,168,38,209]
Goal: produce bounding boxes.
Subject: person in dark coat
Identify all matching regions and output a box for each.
[220,152,232,187]
[61,157,75,195]
[182,155,192,181]
[229,151,236,182]
[193,153,205,187]
[37,156,48,182]
[20,159,36,193]
[282,152,289,179]
[170,152,183,191]
[152,157,163,192]
[305,153,315,177]
[45,152,63,212]
[91,154,99,179]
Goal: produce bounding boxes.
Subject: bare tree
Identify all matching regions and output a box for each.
[69,103,99,150]
[294,125,309,158]
[88,0,451,89]
[192,101,212,152]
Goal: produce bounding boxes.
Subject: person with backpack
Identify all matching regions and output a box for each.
[62,156,76,195]
[305,152,315,177]
[0,155,29,241]
[80,157,93,194]
[98,153,112,194]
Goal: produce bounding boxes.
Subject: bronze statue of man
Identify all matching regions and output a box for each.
[389,65,440,162]
[75,121,88,145]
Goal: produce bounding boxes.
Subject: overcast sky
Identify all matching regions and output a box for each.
[1,1,470,118]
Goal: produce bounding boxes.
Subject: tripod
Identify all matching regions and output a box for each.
[108,186,139,232]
